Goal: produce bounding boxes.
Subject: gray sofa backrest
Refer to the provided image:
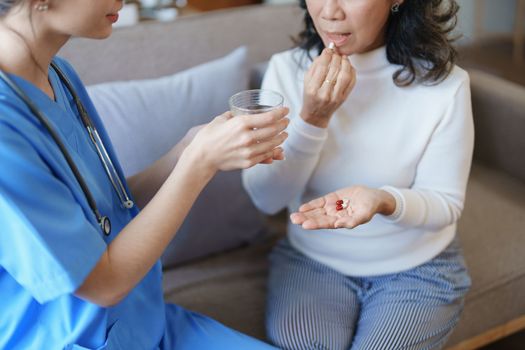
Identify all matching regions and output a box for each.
[469,70,525,183]
[59,4,303,85]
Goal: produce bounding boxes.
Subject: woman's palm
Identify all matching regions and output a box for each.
[290,186,379,230]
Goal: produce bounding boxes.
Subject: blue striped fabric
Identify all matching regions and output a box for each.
[266,238,471,350]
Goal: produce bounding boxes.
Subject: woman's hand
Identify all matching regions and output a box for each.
[290,185,396,230]
[186,107,289,172]
[300,48,356,128]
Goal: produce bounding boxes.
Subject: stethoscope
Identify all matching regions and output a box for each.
[0,62,134,236]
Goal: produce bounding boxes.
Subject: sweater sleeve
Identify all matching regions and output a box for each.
[380,75,474,230]
[242,54,328,215]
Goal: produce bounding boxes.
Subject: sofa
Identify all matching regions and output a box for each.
[59,4,525,349]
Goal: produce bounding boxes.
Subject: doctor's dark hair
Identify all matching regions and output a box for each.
[0,0,23,16]
[296,0,460,86]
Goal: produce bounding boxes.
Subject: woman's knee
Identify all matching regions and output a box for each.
[266,320,342,350]
[266,304,352,350]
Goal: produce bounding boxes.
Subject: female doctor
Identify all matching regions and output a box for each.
[0,0,288,349]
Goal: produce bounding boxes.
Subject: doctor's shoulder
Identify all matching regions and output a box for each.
[0,86,41,133]
[0,71,54,139]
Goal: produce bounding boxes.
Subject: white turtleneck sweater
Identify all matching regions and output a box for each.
[242,46,474,276]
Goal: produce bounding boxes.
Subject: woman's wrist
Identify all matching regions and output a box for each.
[299,111,330,129]
[378,189,396,216]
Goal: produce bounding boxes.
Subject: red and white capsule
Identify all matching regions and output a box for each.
[336,198,350,211]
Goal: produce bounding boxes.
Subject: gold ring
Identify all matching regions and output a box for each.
[324,79,331,84]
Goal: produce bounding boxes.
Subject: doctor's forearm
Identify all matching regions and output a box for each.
[76,146,215,307]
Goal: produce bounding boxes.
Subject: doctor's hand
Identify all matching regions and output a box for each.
[300,48,356,129]
[290,185,396,230]
[187,107,289,172]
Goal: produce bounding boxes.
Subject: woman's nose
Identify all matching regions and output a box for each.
[321,0,345,21]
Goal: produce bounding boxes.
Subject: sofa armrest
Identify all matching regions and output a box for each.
[469,69,525,183]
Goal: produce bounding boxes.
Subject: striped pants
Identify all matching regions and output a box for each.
[266,238,471,350]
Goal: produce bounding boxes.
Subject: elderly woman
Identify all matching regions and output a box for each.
[243,0,474,349]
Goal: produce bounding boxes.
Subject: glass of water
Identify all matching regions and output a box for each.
[229,89,284,116]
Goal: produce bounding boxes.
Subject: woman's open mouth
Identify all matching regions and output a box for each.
[325,32,351,47]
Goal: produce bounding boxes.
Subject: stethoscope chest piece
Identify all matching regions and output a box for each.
[100,216,111,236]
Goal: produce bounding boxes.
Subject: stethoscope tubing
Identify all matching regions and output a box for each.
[50,64,133,209]
[90,126,133,209]
[0,62,133,235]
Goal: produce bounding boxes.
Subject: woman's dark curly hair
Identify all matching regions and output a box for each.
[297,0,460,86]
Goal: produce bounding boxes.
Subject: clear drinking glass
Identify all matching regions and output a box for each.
[229,89,284,116]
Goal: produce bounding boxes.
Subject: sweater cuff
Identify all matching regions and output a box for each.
[285,117,328,155]
[379,186,405,223]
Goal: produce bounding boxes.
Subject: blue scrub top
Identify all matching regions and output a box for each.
[0,58,166,349]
